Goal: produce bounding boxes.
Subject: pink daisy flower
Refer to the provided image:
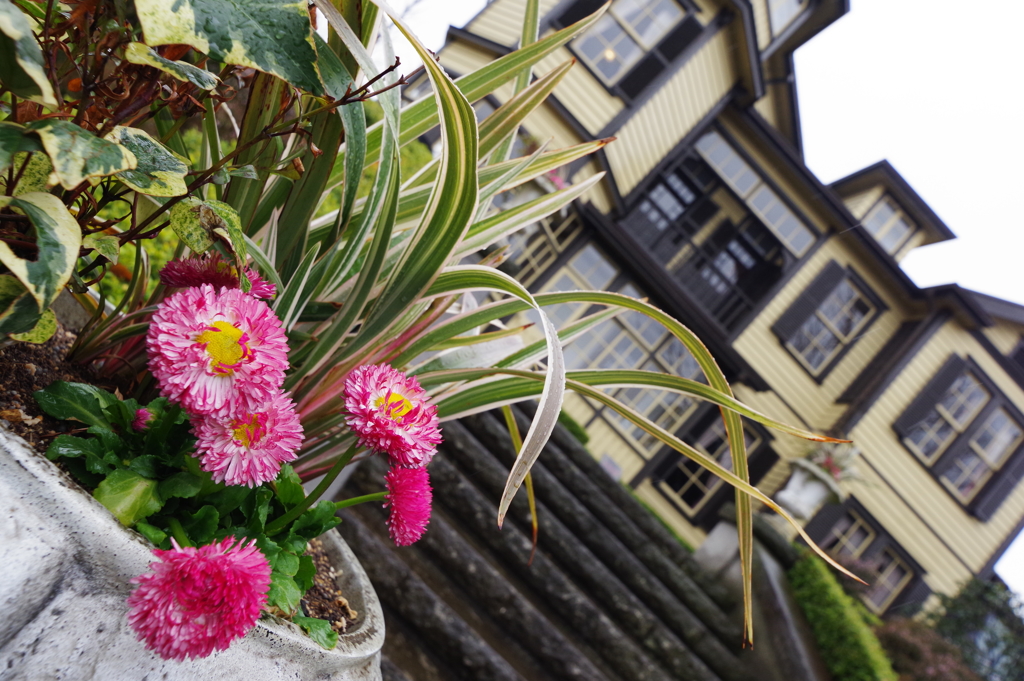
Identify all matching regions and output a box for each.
[147,285,289,419]
[132,407,154,431]
[343,363,442,467]
[384,465,432,546]
[192,390,304,487]
[127,537,271,661]
[160,253,276,299]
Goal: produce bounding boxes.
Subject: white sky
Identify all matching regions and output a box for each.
[378,0,1024,594]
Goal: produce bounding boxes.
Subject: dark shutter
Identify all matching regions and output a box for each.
[972,445,1024,521]
[551,0,602,29]
[771,260,846,343]
[888,576,932,617]
[658,15,702,61]
[619,53,664,100]
[803,502,846,546]
[892,355,968,438]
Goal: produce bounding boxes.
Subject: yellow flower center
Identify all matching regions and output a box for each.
[375,392,412,421]
[232,413,268,447]
[195,320,248,375]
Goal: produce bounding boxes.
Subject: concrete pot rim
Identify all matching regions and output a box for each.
[0,424,385,675]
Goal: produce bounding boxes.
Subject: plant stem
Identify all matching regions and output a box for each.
[167,518,193,547]
[333,492,385,510]
[265,442,360,535]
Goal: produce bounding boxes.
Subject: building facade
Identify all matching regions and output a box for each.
[432,0,1024,616]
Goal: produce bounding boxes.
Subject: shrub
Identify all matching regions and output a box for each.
[875,618,981,681]
[557,409,590,445]
[789,551,898,681]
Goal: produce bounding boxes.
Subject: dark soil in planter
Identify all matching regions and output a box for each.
[0,325,114,450]
[302,536,359,635]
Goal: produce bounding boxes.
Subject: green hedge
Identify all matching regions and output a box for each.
[788,552,897,681]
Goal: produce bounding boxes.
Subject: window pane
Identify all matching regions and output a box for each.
[612,0,683,48]
[942,450,990,500]
[696,132,759,197]
[972,408,1022,466]
[768,0,804,34]
[665,173,696,205]
[748,185,815,257]
[879,216,913,253]
[939,374,989,427]
[866,550,910,611]
[907,409,956,461]
[572,244,618,289]
[864,200,896,236]
[575,14,643,84]
[649,183,685,221]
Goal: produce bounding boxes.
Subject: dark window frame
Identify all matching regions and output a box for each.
[644,403,776,528]
[893,355,1024,520]
[805,497,928,616]
[772,261,888,383]
[547,0,703,104]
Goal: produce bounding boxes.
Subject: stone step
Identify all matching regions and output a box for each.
[515,403,734,609]
[346,456,614,681]
[467,411,743,646]
[338,509,524,681]
[443,417,746,681]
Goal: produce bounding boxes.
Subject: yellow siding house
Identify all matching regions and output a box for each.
[431,0,1024,616]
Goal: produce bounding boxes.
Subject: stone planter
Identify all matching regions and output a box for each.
[774,459,846,522]
[0,426,384,680]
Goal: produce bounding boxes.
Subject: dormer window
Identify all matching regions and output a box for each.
[863,196,915,255]
[574,0,684,86]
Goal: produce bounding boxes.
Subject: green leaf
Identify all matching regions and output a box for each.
[295,554,316,591]
[135,521,168,545]
[45,433,103,461]
[169,196,242,254]
[0,192,82,312]
[4,150,52,195]
[0,274,40,336]
[34,381,113,429]
[205,484,251,517]
[82,234,120,264]
[0,0,57,106]
[129,455,160,478]
[274,550,300,576]
[0,121,42,173]
[244,486,273,533]
[183,505,219,544]
[290,500,340,540]
[94,469,163,526]
[134,0,324,95]
[158,471,205,500]
[27,120,136,189]
[268,571,302,614]
[104,126,190,197]
[122,42,219,90]
[227,164,258,179]
[275,464,306,509]
[8,306,54,342]
[293,616,338,650]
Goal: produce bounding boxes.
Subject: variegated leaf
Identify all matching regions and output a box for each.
[0,0,57,106]
[105,126,190,197]
[27,120,136,189]
[82,233,120,265]
[0,121,42,173]
[10,307,56,343]
[134,0,324,95]
[0,273,40,335]
[122,42,219,90]
[0,192,81,311]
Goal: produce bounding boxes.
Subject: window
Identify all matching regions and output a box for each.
[864,549,913,613]
[695,131,816,257]
[556,0,701,100]
[498,210,582,288]
[767,0,807,35]
[786,279,875,374]
[821,511,875,559]
[863,197,915,255]
[622,143,787,331]
[657,419,760,514]
[811,504,920,615]
[894,355,1024,515]
[772,261,883,379]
